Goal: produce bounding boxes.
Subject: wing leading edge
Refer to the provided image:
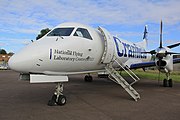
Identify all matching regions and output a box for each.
[130,58,180,69]
[130,61,155,69]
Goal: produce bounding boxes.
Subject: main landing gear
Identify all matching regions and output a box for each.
[163,73,173,87]
[84,74,93,82]
[48,83,67,106]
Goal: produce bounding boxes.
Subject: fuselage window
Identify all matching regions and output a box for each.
[47,28,74,36]
[74,28,92,40]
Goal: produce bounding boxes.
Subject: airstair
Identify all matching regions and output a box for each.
[98,26,140,101]
[105,56,140,101]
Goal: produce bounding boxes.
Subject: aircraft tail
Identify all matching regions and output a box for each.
[136,25,148,49]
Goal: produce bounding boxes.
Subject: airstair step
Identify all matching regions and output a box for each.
[105,59,140,101]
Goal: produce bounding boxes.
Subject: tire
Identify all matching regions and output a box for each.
[88,76,93,82]
[51,94,57,101]
[47,95,57,106]
[84,75,93,82]
[57,95,66,106]
[168,79,173,87]
[84,75,89,82]
[163,79,168,87]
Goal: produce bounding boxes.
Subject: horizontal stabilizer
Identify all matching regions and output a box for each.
[166,52,180,55]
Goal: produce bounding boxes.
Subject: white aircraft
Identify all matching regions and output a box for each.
[8,22,180,106]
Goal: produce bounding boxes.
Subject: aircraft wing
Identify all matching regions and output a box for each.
[130,61,156,69]
[130,58,180,69]
[173,58,180,64]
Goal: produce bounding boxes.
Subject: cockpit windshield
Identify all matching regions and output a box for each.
[47,28,74,36]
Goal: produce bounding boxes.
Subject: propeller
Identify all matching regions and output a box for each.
[142,20,180,58]
[141,20,180,86]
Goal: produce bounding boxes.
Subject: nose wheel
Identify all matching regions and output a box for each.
[48,83,67,106]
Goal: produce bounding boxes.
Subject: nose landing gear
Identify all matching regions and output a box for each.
[48,83,67,106]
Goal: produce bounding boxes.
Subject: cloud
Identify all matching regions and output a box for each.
[0,37,30,49]
[0,0,180,52]
[0,37,31,52]
[164,39,180,45]
[1,0,180,28]
[0,42,7,46]
[111,31,142,39]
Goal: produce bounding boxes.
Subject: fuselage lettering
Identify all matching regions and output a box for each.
[113,37,147,59]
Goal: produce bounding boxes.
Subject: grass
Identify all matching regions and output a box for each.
[120,69,180,82]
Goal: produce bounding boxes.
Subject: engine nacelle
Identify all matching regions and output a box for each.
[156,60,167,67]
[155,55,173,73]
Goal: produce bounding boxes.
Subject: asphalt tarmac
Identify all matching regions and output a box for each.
[0,70,180,120]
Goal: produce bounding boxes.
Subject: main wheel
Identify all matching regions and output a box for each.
[84,75,93,82]
[57,95,67,106]
[168,79,173,87]
[163,79,168,87]
[88,75,93,82]
[84,75,89,82]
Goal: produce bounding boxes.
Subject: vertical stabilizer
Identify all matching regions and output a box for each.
[143,25,148,40]
[137,25,148,49]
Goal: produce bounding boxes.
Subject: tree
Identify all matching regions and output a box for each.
[0,49,7,54]
[36,28,51,40]
[8,52,14,56]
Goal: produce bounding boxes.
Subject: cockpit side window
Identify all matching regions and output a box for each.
[47,28,74,36]
[74,28,92,40]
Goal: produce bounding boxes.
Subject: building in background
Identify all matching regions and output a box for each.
[0,54,11,62]
[0,54,13,69]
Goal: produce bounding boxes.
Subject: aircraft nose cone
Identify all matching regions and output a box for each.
[8,55,16,70]
[8,39,52,73]
[8,54,23,72]
[8,53,34,73]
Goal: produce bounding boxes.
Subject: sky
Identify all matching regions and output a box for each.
[0,0,180,53]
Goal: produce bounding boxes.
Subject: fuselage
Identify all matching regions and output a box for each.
[8,22,148,75]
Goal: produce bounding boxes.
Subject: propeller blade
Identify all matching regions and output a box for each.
[141,52,152,54]
[150,50,156,54]
[160,20,163,48]
[166,52,180,55]
[141,50,156,54]
[167,42,180,49]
